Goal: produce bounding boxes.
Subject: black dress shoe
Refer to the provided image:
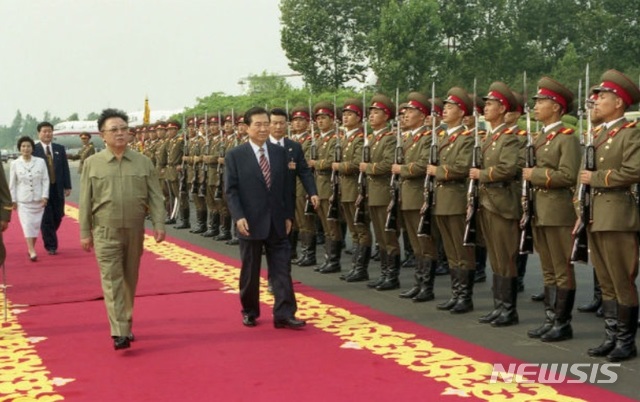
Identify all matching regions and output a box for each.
[242,315,257,327]
[274,317,306,329]
[128,333,135,342]
[112,336,131,350]
[47,249,57,255]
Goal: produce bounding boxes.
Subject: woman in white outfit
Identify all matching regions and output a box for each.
[10,136,49,261]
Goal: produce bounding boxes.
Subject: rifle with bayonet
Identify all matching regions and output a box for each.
[354,92,369,226]
[178,114,189,195]
[214,110,225,200]
[417,82,438,237]
[190,114,201,195]
[198,111,209,198]
[305,99,318,215]
[385,88,402,232]
[327,98,342,221]
[519,72,535,254]
[571,65,593,264]
[463,79,481,246]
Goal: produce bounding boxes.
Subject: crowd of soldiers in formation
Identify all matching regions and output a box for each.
[111,68,640,363]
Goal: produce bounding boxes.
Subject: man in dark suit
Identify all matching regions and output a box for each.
[33,122,72,255]
[225,107,305,329]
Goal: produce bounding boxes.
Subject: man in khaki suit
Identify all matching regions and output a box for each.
[429,87,475,313]
[470,82,521,327]
[359,95,399,290]
[80,108,165,350]
[580,69,640,362]
[523,77,580,342]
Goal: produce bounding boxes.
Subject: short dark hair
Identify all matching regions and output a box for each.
[37,122,53,132]
[244,107,269,126]
[17,136,35,150]
[97,108,129,131]
[269,108,288,121]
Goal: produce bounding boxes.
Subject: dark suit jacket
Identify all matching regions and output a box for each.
[282,137,317,200]
[225,141,294,240]
[33,142,72,198]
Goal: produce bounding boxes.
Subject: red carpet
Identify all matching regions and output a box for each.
[1,206,636,402]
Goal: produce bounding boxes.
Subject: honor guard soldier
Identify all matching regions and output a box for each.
[127,127,137,150]
[429,88,476,313]
[200,115,223,238]
[236,114,249,143]
[78,132,95,173]
[523,77,580,342]
[358,94,400,290]
[175,117,197,229]
[290,106,318,266]
[464,95,488,284]
[164,120,184,225]
[308,101,343,273]
[154,121,170,217]
[470,82,521,327]
[217,113,240,244]
[143,124,158,165]
[334,99,373,282]
[392,92,438,301]
[186,118,207,233]
[581,69,640,362]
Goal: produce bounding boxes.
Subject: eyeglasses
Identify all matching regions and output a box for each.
[102,126,129,134]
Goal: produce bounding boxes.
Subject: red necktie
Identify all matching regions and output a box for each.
[259,147,271,188]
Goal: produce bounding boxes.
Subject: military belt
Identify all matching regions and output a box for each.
[436,180,465,187]
[481,182,510,189]
[593,187,631,195]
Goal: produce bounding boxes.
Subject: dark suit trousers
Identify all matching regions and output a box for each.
[41,185,64,251]
[239,222,297,320]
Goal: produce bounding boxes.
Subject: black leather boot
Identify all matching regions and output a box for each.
[588,300,618,357]
[371,243,380,261]
[491,276,519,327]
[401,231,416,268]
[527,285,557,338]
[437,266,459,310]
[215,215,232,241]
[367,250,388,289]
[174,208,191,229]
[189,210,208,233]
[314,241,332,272]
[450,269,475,314]
[606,304,638,362]
[296,232,317,266]
[377,253,401,291]
[319,240,342,273]
[226,221,239,245]
[413,258,435,302]
[541,288,575,342]
[516,253,528,292]
[474,246,487,283]
[479,275,503,324]
[435,242,449,276]
[399,257,422,299]
[201,212,220,237]
[289,230,299,261]
[578,269,602,313]
[340,243,359,280]
[346,245,371,282]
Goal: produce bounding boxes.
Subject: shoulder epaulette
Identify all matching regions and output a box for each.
[460,129,472,136]
[622,121,638,129]
[516,129,527,136]
[502,128,514,135]
[559,127,575,135]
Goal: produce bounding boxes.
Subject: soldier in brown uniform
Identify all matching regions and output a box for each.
[392,92,437,300]
[580,70,640,362]
[78,132,96,174]
[154,121,171,218]
[143,124,158,165]
[164,120,185,225]
[175,118,197,230]
[308,101,343,273]
[333,99,372,282]
[428,88,475,313]
[186,118,207,233]
[522,77,580,342]
[359,95,399,290]
[200,115,222,238]
[470,82,521,327]
[217,114,241,244]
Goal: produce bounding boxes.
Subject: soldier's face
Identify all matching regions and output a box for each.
[247,113,270,145]
[291,117,308,133]
[342,110,361,129]
[484,100,505,123]
[270,114,287,139]
[534,99,557,123]
[368,108,388,129]
[504,111,521,126]
[224,121,234,133]
[237,123,248,135]
[157,129,166,139]
[462,115,475,128]
[594,91,624,122]
[405,108,426,129]
[149,131,157,140]
[442,103,465,127]
[80,136,90,145]
[167,128,177,138]
[316,115,333,132]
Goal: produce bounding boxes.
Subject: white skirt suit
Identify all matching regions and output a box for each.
[10,156,50,238]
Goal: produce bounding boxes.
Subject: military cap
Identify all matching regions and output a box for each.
[511,91,525,114]
[208,115,220,124]
[444,87,473,116]
[483,82,517,112]
[131,127,139,134]
[398,102,408,116]
[586,85,599,106]
[224,114,235,123]
[369,94,395,119]
[155,121,167,130]
[533,77,574,114]
[405,92,431,116]
[187,117,198,126]
[147,124,156,132]
[471,95,486,116]
[594,69,640,107]
[79,132,91,139]
[290,105,311,121]
[197,117,206,126]
[140,125,148,132]
[313,101,338,119]
[342,98,364,118]
[236,113,246,124]
[430,97,444,117]
[166,120,181,130]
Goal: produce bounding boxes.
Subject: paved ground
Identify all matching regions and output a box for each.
[61,160,639,400]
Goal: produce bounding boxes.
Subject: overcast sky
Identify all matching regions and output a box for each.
[0,0,298,125]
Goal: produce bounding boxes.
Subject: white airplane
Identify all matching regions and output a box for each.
[52,109,183,155]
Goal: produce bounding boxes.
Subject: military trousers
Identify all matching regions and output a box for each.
[402,209,437,260]
[369,205,400,256]
[478,208,518,277]
[295,195,315,234]
[341,201,371,246]
[532,225,575,289]
[589,230,639,306]
[436,214,474,270]
[316,199,342,242]
[93,225,145,337]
